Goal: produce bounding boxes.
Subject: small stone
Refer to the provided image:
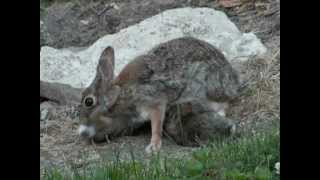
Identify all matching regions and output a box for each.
[110,3,120,10]
[40,101,57,121]
[275,162,280,174]
[40,109,49,121]
[80,20,89,25]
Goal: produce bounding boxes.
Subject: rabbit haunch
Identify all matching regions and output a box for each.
[78,37,240,153]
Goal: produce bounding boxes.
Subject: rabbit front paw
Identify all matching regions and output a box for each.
[145,139,162,153]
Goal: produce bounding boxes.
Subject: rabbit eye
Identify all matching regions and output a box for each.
[84,95,96,107]
[85,98,94,106]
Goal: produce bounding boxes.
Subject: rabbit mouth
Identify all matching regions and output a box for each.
[92,132,115,143]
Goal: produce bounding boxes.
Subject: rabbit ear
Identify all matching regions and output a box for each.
[105,85,121,109]
[97,46,115,88]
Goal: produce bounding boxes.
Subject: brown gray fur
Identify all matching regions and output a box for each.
[78,37,240,153]
[163,102,237,146]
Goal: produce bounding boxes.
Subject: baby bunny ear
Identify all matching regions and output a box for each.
[97,46,115,87]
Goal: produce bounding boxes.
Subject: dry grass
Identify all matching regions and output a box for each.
[228,49,280,133]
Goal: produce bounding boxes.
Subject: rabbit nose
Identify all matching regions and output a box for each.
[78,125,96,138]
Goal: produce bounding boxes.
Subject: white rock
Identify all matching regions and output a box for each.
[40,7,267,89]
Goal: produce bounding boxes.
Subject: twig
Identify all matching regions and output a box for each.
[105,134,111,144]
[272,49,280,61]
[91,138,97,149]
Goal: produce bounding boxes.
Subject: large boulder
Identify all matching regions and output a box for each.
[40,7,267,90]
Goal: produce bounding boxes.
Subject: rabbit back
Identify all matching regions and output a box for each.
[113,37,240,106]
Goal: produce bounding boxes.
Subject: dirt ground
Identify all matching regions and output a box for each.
[40,0,280,174]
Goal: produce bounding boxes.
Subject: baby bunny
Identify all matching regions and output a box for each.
[78,37,240,153]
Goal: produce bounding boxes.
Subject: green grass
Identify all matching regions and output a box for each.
[42,124,279,180]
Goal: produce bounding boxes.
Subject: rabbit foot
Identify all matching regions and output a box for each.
[145,140,162,154]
